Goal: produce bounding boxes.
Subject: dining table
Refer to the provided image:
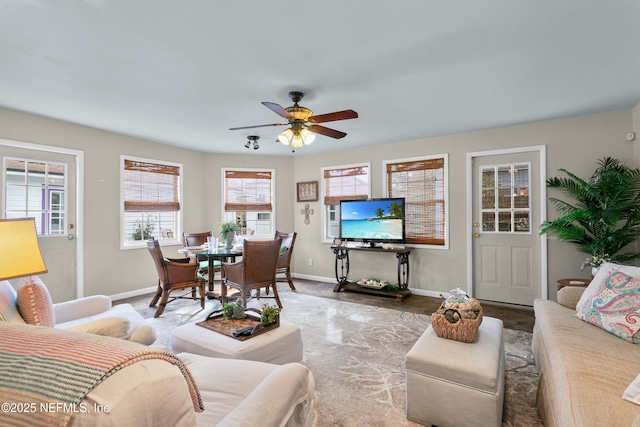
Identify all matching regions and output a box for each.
[178,245,242,298]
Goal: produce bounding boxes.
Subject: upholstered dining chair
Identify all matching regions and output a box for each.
[183,231,220,291]
[221,237,283,308]
[275,231,297,291]
[147,238,205,317]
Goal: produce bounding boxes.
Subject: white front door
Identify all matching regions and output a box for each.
[1,142,81,303]
[469,148,546,306]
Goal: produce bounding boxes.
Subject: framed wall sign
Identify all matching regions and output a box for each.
[297,181,318,202]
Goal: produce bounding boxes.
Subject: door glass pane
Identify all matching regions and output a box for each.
[514,212,530,232]
[498,212,512,232]
[482,189,495,209]
[497,167,511,187]
[498,189,512,209]
[482,168,495,187]
[482,212,495,232]
[514,187,529,208]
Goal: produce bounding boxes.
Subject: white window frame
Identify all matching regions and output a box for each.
[321,162,371,243]
[120,155,183,249]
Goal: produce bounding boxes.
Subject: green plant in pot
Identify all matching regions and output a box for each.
[260,303,281,325]
[539,157,640,271]
[221,300,246,319]
[220,221,240,249]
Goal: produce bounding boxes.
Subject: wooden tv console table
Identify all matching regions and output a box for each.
[331,245,411,301]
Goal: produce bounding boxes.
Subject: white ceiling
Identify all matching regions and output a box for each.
[1,1,639,156]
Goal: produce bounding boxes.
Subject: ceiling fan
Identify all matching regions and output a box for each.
[229,91,358,150]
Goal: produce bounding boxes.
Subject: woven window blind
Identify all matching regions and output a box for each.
[387,158,445,245]
[323,165,369,205]
[123,159,180,212]
[224,170,272,212]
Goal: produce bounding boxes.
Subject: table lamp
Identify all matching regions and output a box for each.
[0,218,48,281]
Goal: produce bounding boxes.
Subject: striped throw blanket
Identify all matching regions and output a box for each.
[0,323,203,427]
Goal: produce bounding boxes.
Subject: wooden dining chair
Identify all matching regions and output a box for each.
[275,231,297,291]
[221,237,283,308]
[147,238,205,317]
[183,231,220,291]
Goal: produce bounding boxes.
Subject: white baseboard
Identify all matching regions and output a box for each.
[110,275,443,302]
[110,286,157,302]
[291,273,442,299]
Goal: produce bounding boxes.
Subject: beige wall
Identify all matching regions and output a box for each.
[0,107,293,298]
[1,105,638,302]
[292,109,636,301]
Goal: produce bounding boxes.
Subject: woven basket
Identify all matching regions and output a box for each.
[431,303,483,343]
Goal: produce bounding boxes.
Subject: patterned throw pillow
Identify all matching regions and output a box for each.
[575,270,640,345]
[16,276,55,327]
[0,281,26,323]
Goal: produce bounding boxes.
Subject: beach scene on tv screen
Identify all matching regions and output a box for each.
[341,200,403,240]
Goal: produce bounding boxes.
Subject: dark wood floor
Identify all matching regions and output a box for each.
[290,279,535,333]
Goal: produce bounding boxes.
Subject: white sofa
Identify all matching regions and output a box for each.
[0,279,156,344]
[64,351,315,426]
[0,280,316,426]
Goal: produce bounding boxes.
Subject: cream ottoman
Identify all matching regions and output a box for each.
[405,316,505,427]
[170,320,303,365]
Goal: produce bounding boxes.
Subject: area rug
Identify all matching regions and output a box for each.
[125,288,542,427]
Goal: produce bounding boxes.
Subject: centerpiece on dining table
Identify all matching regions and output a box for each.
[220,221,240,249]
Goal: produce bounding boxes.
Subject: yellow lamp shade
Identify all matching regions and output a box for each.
[0,218,48,281]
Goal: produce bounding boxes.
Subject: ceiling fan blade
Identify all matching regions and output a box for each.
[309,109,358,124]
[229,123,287,131]
[262,102,292,119]
[308,125,347,139]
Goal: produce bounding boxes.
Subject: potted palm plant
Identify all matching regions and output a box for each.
[539,157,640,272]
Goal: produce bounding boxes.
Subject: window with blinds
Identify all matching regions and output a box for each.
[321,163,370,241]
[121,156,182,246]
[223,169,274,236]
[385,156,447,246]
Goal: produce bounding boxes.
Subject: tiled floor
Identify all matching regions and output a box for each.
[290,279,536,333]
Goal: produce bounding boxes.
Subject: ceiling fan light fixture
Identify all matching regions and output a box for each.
[291,133,305,149]
[286,105,313,121]
[300,128,315,145]
[231,91,358,152]
[278,128,293,145]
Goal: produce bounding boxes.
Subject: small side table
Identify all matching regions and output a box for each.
[557,278,590,290]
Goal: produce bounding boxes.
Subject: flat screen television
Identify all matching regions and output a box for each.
[339,198,405,246]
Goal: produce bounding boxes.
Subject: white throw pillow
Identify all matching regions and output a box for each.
[64,317,131,339]
[129,324,158,345]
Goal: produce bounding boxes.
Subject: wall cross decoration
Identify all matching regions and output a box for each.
[300,203,314,225]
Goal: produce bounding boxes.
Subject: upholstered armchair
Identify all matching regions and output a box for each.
[0,278,156,344]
